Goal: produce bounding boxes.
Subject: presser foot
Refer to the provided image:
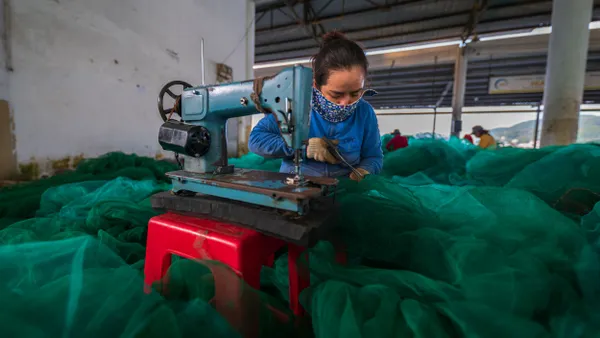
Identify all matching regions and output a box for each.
[285,174,308,187]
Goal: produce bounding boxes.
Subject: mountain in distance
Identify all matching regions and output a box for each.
[491,115,600,144]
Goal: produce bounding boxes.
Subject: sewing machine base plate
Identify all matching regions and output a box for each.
[167,169,338,215]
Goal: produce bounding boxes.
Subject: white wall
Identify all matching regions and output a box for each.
[376,112,539,137]
[235,0,255,156]
[10,0,253,164]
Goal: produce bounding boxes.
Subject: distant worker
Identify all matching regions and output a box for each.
[386,129,408,151]
[463,134,474,144]
[472,125,497,149]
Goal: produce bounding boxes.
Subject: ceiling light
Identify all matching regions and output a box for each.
[253,58,311,69]
[365,39,463,56]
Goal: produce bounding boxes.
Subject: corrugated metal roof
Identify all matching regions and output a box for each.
[255,0,600,63]
[255,0,600,109]
[365,51,600,109]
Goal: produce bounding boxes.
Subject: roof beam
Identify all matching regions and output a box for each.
[256,0,429,33]
[315,0,335,17]
[282,0,322,44]
[256,11,552,58]
[461,0,489,43]
[257,9,469,49]
[256,1,288,13]
[256,0,552,50]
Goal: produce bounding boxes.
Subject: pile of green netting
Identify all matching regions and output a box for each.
[2,136,600,337]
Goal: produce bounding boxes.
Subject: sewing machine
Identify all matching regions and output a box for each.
[156,65,338,217]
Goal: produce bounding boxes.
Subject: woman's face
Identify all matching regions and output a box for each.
[316,65,365,105]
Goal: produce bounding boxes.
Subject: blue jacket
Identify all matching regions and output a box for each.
[249,99,383,177]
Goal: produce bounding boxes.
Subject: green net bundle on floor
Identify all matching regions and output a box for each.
[1,138,600,338]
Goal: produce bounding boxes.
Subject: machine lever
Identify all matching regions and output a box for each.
[323,138,364,179]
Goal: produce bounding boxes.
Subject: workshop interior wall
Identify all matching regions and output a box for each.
[9,0,253,176]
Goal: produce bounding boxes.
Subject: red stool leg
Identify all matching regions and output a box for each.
[334,243,348,265]
[288,244,310,316]
[238,264,261,290]
[210,264,246,332]
[264,253,275,267]
[143,250,173,294]
[238,237,285,290]
[210,263,261,338]
[335,251,347,265]
[144,221,174,294]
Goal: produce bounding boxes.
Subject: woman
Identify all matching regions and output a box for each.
[249,32,383,181]
[472,125,497,149]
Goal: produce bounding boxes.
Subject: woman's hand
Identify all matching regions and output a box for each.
[307,138,341,164]
[349,168,369,182]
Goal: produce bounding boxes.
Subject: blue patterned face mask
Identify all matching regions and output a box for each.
[311,87,377,123]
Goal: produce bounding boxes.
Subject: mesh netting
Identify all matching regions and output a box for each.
[1,139,600,337]
[228,152,282,172]
[0,237,241,338]
[381,133,393,154]
[382,137,477,185]
[0,152,176,221]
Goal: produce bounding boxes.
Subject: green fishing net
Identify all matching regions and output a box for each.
[229,152,282,172]
[0,152,176,221]
[382,137,477,185]
[381,133,393,154]
[0,237,242,338]
[1,139,600,337]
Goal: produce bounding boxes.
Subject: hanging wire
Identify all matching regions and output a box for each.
[221,11,266,65]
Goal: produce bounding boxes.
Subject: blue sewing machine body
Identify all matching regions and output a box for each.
[157,65,338,215]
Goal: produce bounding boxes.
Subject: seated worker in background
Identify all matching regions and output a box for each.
[463,134,474,144]
[386,129,408,151]
[472,125,497,149]
[249,32,383,182]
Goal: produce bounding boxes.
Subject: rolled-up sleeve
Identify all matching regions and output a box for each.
[358,107,383,174]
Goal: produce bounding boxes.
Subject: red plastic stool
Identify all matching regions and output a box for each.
[143,212,311,321]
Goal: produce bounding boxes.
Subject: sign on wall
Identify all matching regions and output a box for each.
[489,71,600,94]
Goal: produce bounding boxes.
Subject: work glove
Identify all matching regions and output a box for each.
[306,137,340,164]
[349,168,370,182]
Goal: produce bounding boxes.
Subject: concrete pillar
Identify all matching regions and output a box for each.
[540,0,593,146]
[237,0,255,157]
[0,0,16,180]
[0,0,9,98]
[450,46,468,137]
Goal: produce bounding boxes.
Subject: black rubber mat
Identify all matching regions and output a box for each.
[151,191,339,247]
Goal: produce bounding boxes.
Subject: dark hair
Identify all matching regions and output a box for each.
[312,32,369,88]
